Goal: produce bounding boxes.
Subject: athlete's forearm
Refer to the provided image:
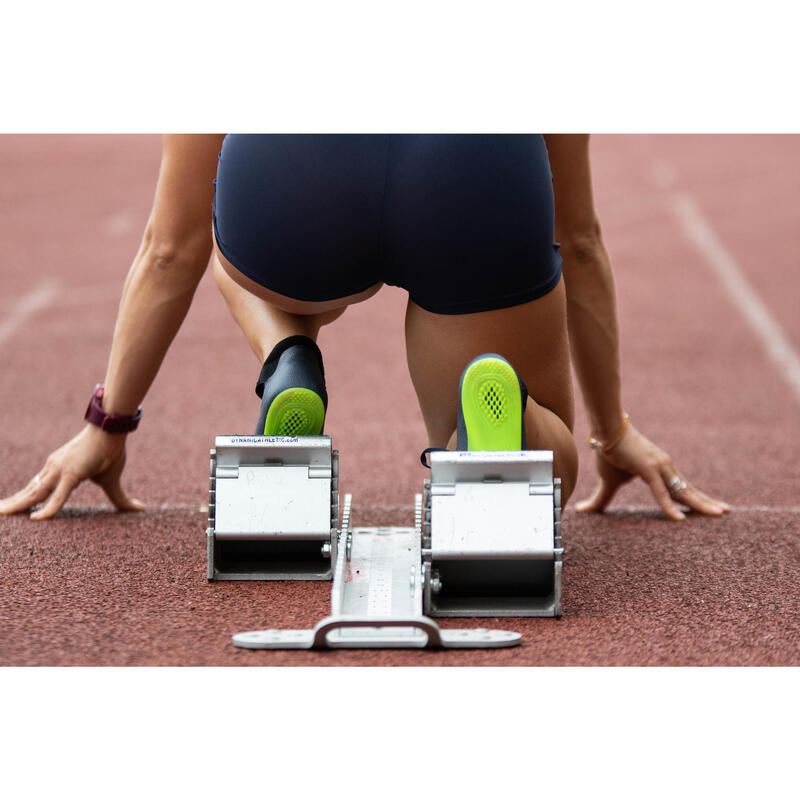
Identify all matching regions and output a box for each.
[98,134,224,417]
[544,134,625,440]
[560,234,625,441]
[100,240,210,416]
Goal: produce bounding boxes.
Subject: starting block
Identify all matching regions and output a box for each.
[208,436,563,650]
[207,436,338,580]
[422,450,562,617]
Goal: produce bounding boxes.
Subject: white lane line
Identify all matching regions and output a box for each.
[106,210,136,238]
[730,505,800,513]
[649,159,677,190]
[0,280,118,314]
[668,191,800,404]
[41,502,800,516]
[587,505,800,515]
[0,281,59,348]
[315,502,800,515]
[156,503,209,512]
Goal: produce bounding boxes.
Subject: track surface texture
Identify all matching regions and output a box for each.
[1,135,798,666]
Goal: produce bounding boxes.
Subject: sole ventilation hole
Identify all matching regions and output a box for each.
[280,408,309,435]
[478,380,507,425]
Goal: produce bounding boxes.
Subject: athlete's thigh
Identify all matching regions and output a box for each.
[213,134,388,304]
[385,134,561,314]
[215,246,383,316]
[405,276,574,446]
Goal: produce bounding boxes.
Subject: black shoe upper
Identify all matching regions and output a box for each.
[254,334,328,435]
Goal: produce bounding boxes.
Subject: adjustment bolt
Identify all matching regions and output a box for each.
[431,574,442,595]
[321,542,332,558]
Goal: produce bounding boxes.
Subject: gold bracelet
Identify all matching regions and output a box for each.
[587,413,630,453]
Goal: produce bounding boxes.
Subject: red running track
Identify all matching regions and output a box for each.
[1,135,798,666]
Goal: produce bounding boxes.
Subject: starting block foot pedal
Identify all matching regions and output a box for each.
[207,435,338,581]
[232,494,522,650]
[422,450,563,617]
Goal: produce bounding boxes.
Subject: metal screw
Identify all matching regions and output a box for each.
[431,572,442,595]
[321,542,332,558]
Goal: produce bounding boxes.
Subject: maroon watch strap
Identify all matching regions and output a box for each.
[84,384,142,433]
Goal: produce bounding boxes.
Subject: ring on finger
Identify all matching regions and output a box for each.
[667,475,688,495]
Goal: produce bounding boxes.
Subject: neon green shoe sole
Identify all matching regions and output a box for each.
[262,387,325,436]
[459,356,523,450]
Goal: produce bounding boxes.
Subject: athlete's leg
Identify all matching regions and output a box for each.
[213,252,365,361]
[211,133,387,360]
[214,250,384,435]
[215,236,384,360]
[405,276,578,502]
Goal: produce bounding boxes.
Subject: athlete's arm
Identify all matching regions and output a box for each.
[544,134,729,519]
[0,134,225,519]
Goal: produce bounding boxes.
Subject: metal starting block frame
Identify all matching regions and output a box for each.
[233,495,522,650]
[422,450,563,617]
[208,437,562,650]
[207,435,338,581]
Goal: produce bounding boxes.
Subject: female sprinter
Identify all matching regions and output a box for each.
[0,135,728,521]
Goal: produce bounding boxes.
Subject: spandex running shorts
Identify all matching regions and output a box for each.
[213,134,561,315]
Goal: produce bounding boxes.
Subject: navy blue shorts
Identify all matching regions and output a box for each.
[213,134,561,315]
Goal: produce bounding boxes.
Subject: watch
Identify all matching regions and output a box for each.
[84,384,142,433]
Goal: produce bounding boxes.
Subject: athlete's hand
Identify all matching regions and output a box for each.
[575,424,730,521]
[0,425,143,520]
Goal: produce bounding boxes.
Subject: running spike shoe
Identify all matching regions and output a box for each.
[456,353,528,450]
[254,335,327,436]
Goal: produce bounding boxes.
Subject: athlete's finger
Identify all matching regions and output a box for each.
[672,485,726,516]
[691,487,730,512]
[658,462,728,516]
[91,449,143,512]
[645,471,685,521]
[575,478,619,513]
[0,470,57,515]
[29,474,79,520]
[96,473,144,512]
